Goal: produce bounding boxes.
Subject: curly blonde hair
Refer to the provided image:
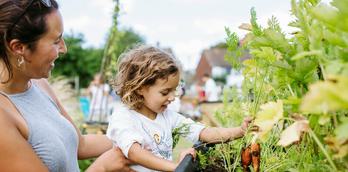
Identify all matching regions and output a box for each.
[111,45,180,110]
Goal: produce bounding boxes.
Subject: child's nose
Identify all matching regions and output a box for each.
[168,93,175,102]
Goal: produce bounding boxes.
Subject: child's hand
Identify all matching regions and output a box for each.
[178,148,196,163]
[241,117,254,134]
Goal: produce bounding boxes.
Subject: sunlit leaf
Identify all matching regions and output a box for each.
[278,120,309,147]
[322,30,347,47]
[242,59,257,77]
[300,75,348,114]
[291,50,322,60]
[310,3,339,29]
[331,0,348,16]
[250,47,280,64]
[254,100,284,141]
[318,114,331,125]
[335,120,348,144]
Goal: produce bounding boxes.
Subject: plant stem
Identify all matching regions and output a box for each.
[318,58,327,81]
[308,129,337,171]
[287,84,295,97]
[252,64,259,115]
[333,114,338,128]
[253,68,268,115]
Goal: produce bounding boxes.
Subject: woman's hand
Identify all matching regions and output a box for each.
[87,147,134,172]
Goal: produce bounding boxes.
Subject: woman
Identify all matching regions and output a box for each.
[0,0,133,171]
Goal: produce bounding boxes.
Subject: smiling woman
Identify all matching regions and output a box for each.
[0,0,133,171]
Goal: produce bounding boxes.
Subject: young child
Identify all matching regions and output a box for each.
[106,45,251,171]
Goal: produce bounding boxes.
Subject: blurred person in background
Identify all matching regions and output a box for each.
[88,73,111,123]
[202,73,219,102]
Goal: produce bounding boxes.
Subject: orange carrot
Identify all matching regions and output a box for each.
[251,143,261,172]
[241,146,251,172]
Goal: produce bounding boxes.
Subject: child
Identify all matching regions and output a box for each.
[106,45,251,171]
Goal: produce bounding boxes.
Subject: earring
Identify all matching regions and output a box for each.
[17,55,24,67]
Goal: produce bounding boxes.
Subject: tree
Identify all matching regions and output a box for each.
[52,33,103,87]
[101,0,145,79]
[53,0,144,88]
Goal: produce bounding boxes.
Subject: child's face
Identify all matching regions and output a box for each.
[138,73,180,117]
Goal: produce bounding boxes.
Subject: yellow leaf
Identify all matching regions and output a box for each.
[278,120,309,147]
[254,100,283,141]
[318,115,331,125]
[300,75,348,114]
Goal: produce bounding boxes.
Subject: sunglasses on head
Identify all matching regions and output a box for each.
[8,0,52,34]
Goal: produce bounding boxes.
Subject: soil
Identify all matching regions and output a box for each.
[198,158,227,172]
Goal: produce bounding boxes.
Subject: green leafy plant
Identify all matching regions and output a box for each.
[202,0,348,171]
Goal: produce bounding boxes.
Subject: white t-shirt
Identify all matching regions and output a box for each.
[204,78,219,102]
[106,104,205,172]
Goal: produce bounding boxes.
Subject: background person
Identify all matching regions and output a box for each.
[88,73,111,122]
[202,73,219,102]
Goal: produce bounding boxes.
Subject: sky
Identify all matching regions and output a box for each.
[57,0,331,71]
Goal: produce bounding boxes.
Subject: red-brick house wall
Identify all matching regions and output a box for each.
[195,53,212,85]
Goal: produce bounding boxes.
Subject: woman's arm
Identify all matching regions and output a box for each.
[77,134,113,159]
[0,105,48,172]
[86,147,134,172]
[128,143,178,171]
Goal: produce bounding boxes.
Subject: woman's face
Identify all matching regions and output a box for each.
[22,10,66,79]
[138,73,180,117]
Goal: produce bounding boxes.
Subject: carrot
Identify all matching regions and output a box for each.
[241,146,251,172]
[251,143,261,172]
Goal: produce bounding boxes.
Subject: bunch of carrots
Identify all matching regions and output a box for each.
[241,120,261,172]
[241,143,261,172]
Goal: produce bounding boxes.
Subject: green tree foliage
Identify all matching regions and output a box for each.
[103,28,144,78]
[101,0,144,80]
[52,33,103,87]
[53,28,143,88]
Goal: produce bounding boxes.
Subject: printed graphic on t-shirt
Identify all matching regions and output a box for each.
[141,124,173,160]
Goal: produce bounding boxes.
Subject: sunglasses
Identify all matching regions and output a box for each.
[8,0,52,34]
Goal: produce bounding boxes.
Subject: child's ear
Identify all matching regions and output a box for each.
[136,88,144,96]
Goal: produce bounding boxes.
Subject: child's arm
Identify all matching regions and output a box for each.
[199,127,244,143]
[128,143,193,171]
[199,117,252,143]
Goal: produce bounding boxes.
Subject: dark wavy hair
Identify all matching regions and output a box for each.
[0,0,58,82]
[111,45,180,110]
